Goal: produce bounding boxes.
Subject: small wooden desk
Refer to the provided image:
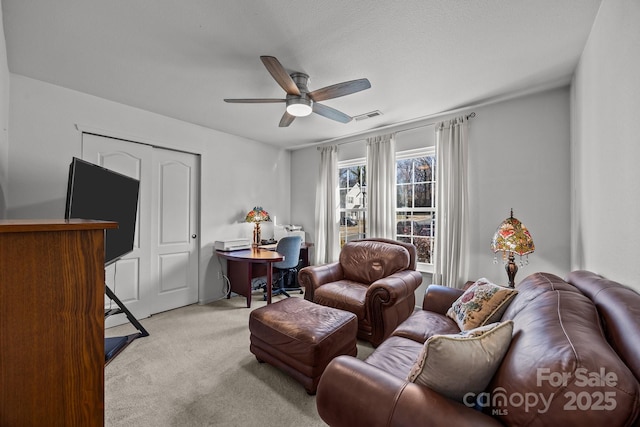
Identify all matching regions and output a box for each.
[216,248,284,307]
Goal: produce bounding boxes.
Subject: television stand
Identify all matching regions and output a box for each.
[1,219,117,425]
[104,284,149,364]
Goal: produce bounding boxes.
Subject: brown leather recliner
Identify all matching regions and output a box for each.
[298,238,423,347]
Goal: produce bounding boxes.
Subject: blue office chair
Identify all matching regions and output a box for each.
[264,235,302,299]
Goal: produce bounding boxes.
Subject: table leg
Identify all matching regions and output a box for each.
[266,262,273,305]
[225,261,231,299]
[245,263,252,308]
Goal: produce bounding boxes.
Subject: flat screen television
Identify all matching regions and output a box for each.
[65,157,140,265]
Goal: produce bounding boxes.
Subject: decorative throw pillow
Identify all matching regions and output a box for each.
[407,320,514,402]
[446,278,517,330]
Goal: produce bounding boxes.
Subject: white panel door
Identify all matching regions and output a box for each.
[149,147,199,314]
[82,133,199,326]
[83,134,152,326]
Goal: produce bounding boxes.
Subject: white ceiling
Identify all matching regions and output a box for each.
[2,0,601,150]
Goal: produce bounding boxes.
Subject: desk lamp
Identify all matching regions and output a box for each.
[246,206,271,248]
[491,209,535,287]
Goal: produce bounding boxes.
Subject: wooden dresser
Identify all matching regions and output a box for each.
[0,219,117,427]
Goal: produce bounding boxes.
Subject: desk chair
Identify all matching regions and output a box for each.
[264,235,302,299]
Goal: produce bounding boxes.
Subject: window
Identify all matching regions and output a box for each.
[338,159,366,246]
[337,148,437,270]
[396,148,436,267]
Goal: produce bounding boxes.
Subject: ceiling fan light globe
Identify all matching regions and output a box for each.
[286,99,313,117]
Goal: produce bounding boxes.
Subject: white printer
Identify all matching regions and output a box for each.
[214,239,251,251]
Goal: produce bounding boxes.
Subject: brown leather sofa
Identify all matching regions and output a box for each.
[298,238,423,347]
[316,271,640,426]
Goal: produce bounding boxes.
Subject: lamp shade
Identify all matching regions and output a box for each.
[491,209,535,256]
[245,206,271,223]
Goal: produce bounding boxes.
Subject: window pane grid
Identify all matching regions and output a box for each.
[338,149,436,265]
[396,151,436,265]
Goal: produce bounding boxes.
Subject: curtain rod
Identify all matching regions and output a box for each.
[316,111,475,150]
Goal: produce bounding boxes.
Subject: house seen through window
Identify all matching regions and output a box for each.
[338,159,366,246]
[337,148,436,268]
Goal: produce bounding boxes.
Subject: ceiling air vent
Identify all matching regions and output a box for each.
[354,110,383,121]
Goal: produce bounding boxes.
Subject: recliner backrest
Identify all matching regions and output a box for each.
[339,240,410,285]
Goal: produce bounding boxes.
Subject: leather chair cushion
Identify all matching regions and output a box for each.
[314,280,367,320]
[364,336,424,379]
[339,241,410,284]
[392,310,460,344]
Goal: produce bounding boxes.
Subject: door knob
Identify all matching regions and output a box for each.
[192,234,197,239]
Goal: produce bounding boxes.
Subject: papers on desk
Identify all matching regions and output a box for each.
[274,226,305,243]
[259,241,307,251]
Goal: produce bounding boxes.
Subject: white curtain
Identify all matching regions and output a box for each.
[366,134,397,239]
[433,117,469,288]
[315,145,339,264]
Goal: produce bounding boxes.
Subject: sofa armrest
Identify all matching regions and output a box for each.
[422,284,464,315]
[298,262,343,301]
[316,356,502,427]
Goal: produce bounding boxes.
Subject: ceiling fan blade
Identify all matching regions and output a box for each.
[308,78,371,102]
[224,98,286,103]
[260,56,301,96]
[279,111,296,127]
[312,103,352,123]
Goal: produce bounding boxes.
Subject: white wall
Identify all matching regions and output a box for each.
[291,87,572,302]
[467,88,571,284]
[571,0,640,291]
[8,74,291,304]
[0,0,9,218]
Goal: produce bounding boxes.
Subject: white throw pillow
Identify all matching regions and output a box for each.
[407,320,514,402]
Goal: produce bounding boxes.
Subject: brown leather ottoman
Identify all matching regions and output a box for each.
[249,297,358,394]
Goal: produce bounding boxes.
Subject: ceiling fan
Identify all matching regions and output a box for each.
[224,56,371,127]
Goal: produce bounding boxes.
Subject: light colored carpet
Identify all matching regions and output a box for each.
[105,293,375,426]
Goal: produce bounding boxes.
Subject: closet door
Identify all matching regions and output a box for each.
[83,134,153,324]
[82,133,199,324]
[148,147,199,314]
